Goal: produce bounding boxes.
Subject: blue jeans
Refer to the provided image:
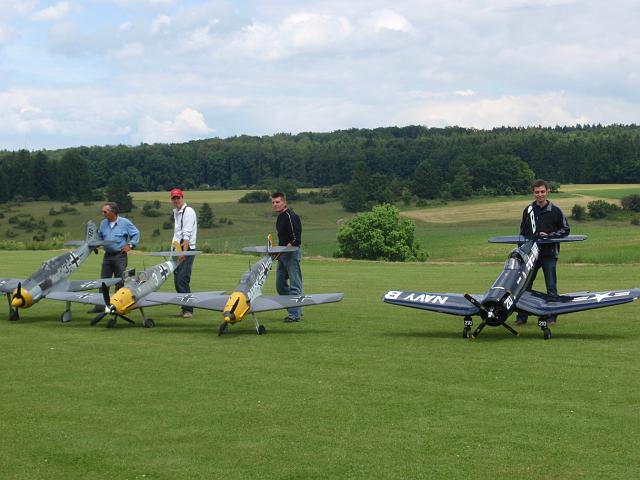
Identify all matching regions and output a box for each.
[276,250,303,319]
[517,256,558,323]
[174,254,195,313]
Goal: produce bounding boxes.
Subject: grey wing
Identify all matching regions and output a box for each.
[383,290,480,317]
[250,293,344,312]
[66,278,122,291]
[0,278,22,293]
[46,291,106,306]
[516,289,640,316]
[144,291,228,311]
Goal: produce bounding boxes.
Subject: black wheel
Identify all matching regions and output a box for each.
[543,328,551,340]
[9,309,19,321]
[107,318,117,329]
[143,318,156,328]
[60,311,72,323]
[463,327,471,339]
[258,325,266,335]
[218,322,229,336]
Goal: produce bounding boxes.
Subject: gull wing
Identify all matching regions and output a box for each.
[46,291,106,306]
[250,293,344,313]
[144,291,228,311]
[516,289,640,316]
[0,278,23,293]
[383,290,480,317]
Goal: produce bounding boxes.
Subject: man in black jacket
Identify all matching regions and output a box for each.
[515,179,570,326]
[271,191,303,322]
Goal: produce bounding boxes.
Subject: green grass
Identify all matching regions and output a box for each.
[1,251,639,479]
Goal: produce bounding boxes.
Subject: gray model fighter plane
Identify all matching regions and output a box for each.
[148,234,344,335]
[46,242,203,328]
[383,234,640,340]
[0,220,120,322]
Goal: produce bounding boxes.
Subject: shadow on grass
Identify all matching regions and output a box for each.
[384,328,629,341]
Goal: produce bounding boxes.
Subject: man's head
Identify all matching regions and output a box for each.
[271,192,287,214]
[102,202,118,222]
[532,180,549,207]
[170,188,185,209]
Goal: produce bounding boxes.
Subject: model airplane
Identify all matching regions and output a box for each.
[148,234,344,335]
[383,234,640,340]
[46,242,203,328]
[0,220,120,322]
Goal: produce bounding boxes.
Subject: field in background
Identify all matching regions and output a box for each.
[1,250,639,479]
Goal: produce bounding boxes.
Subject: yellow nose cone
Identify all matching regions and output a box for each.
[223,292,250,324]
[11,288,34,308]
[110,288,135,315]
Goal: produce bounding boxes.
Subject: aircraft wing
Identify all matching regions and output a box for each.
[489,235,587,244]
[45,291,106,306]
[516,289,640,316]
[0,278,23,293]
[383,290,480,316]
[143,291,228,310]
[250,293,344,312]
[66,278,122,292]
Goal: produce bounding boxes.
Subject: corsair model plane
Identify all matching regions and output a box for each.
[148,234,344,335]
[46,242,203,328]
[0,220,120,322]
[383,234,640,340]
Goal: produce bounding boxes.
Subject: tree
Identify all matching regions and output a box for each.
[58,150,92,201]
[199,202,214,228]
[335,204,427,261]
[450,163,473,199]
[412,159,443,199]
[105,172,133,212]
[341,162,369,212]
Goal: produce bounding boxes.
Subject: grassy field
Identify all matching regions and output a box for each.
[1,250,639,479]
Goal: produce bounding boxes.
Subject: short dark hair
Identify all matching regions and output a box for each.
[103,202,119,214]
[271,191,286,201]
[532,179,549,191]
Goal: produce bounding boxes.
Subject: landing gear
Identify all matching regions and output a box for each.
[463,316,473,338]
[9,308,19,321]
[107,318,117,329]
[538,317,552,340]
[143,318,156,328]
[60,302,72,323]
[218,322,229,336]
[252,313,265,335]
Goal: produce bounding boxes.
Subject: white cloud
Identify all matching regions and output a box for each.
[150,14,171,34]
[363,9,413,33]
[455,89,475,97]
[135,108,214,144]
[31,2,70,22]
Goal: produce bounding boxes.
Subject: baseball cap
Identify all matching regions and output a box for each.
[170,188,184,198]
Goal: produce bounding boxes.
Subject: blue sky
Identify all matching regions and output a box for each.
[1,0,638,150]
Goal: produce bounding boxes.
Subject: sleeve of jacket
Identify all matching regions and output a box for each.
[546,206,570,239]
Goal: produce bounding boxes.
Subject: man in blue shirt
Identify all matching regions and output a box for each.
[98,202,140,292]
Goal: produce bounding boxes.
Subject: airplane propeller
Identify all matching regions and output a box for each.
[91,282,135,327]
[13,282,25,307]
[464,291,519,339]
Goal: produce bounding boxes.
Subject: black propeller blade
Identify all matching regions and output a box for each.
[13,282,25,307]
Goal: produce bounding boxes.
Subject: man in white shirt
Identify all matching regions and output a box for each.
[170,188,198,318]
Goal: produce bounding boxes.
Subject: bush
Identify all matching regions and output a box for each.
[587,200,620,219]
[142,202,162,217]
[631,216,640,226]
[335,204,427,262]
[621,194,640,212]
[571,204,586,221]
[5,229,17,238]
[52,219,65,228]
[239,191,271,203]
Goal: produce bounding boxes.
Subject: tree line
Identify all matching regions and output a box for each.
[1,124,639,204]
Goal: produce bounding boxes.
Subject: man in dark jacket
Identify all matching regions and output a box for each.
[271,191,303,322]
[515,179,570,326]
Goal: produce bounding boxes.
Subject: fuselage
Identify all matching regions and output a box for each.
[477,240,540,325]
[223,254,273,324]
[11,244,91,309]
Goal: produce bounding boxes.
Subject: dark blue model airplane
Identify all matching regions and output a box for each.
[383,234,640,340]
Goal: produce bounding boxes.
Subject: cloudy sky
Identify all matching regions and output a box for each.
[1,0,638,150]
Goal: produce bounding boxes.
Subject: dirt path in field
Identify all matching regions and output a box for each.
[403,195,605,223]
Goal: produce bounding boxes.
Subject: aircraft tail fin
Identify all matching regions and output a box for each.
[64,220,116,248]
[489,235,587,244]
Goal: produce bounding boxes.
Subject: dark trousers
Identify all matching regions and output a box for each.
[101,252,128,290]
[174,254,195,313]
[517,256,558,323]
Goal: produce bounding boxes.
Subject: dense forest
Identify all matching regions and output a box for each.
[0,124,639,203]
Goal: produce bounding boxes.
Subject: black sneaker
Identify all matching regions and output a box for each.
[283,316,300,323]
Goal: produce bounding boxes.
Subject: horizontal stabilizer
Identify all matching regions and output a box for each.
[147,250,202,257]
[64,240,117,247]
[488,235,587,244]
[241,245,299,254]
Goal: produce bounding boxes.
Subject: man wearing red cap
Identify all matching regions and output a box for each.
[170,188,198,318]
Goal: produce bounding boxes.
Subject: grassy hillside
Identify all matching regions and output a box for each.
[1,251,639,479]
